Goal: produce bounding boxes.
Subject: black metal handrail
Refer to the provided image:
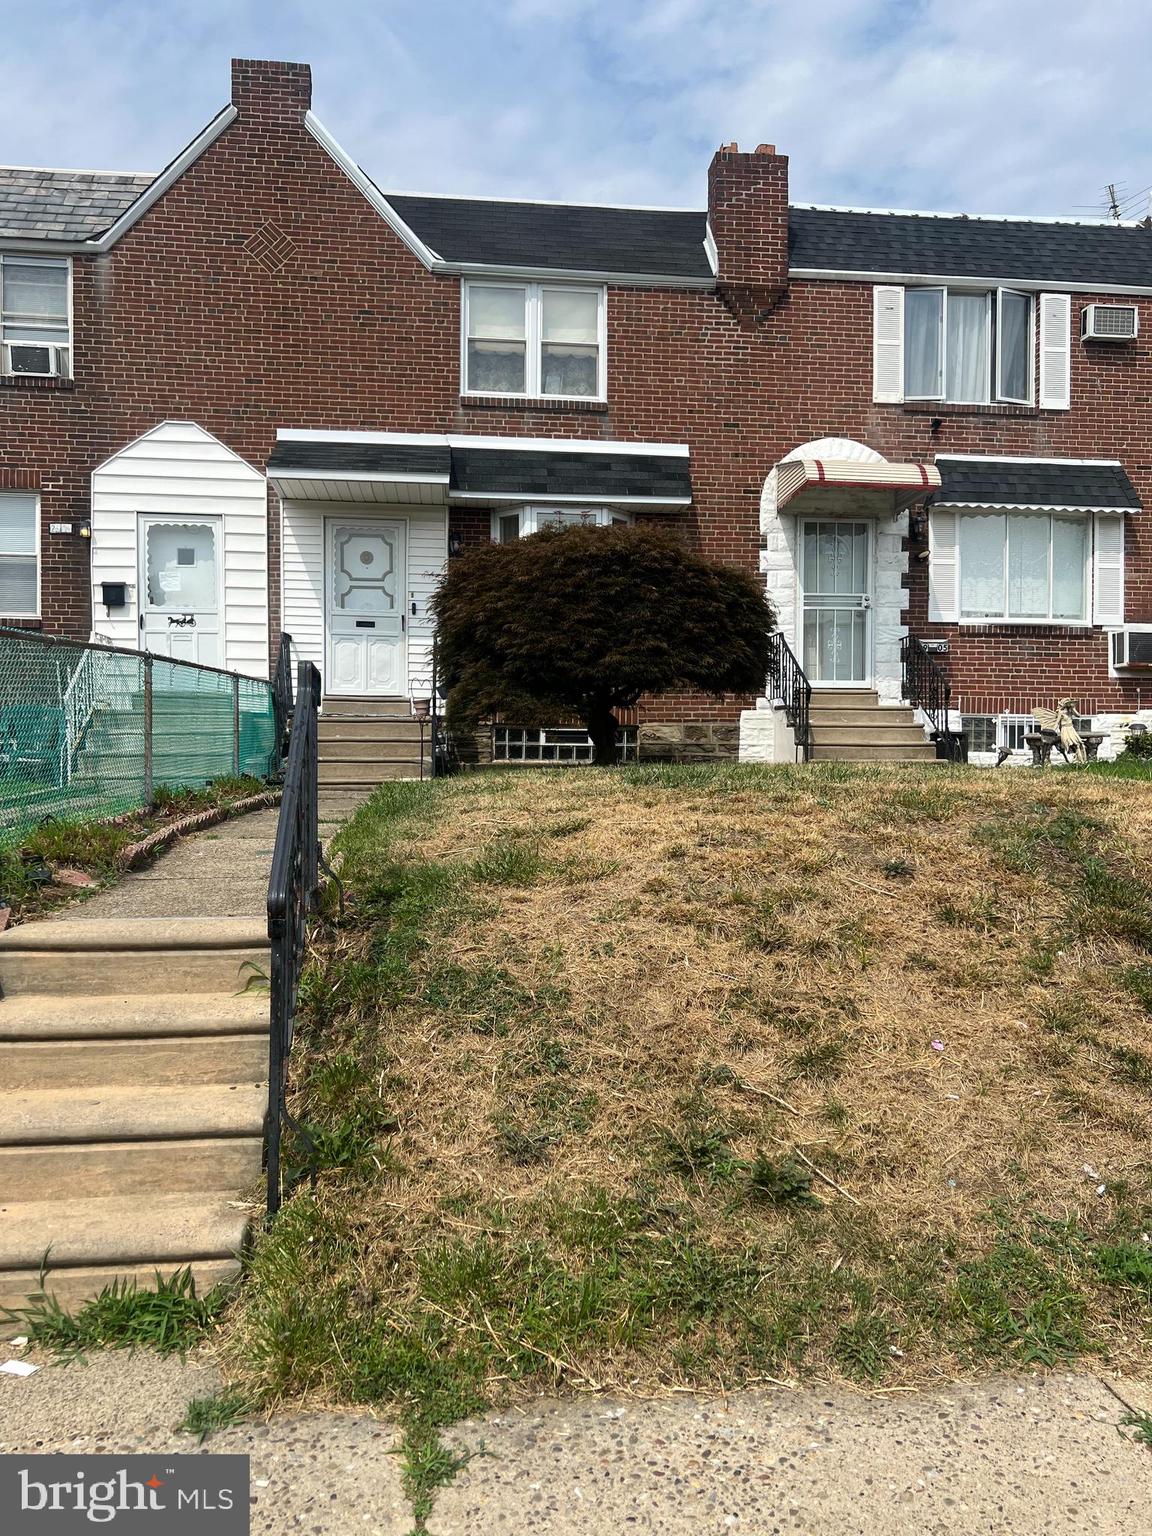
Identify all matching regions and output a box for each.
[900,635,965,762]
[271,632,294,765]
[265,659,321,1218]
[429,634,448,779]
[766,632,812,762]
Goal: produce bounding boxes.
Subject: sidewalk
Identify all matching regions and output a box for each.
[1,1351,1149,1534]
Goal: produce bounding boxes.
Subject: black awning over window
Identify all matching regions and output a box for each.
[450,446,691,504]
[267,441,451,478]
[935,457,1141,512]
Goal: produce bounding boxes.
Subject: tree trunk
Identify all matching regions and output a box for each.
[585,704,619,767]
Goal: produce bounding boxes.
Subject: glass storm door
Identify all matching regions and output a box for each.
[325,520,406,696]
[801,520,872,686]
[139,516,222,666]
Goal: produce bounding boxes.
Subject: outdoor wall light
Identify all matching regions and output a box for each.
[448,531,464,558]
[908,508,928,542]
[78,522,92,539]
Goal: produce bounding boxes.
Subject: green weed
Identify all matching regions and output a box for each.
[180,1388,256,1442]
[9,1266,227,1357]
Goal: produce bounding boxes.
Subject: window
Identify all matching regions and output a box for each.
[493,506,631,541]
[1,257,71,378]
[493,726,638,763]
[0,493,39,616]
[957,511,1089,622]
[962,713,1093,754]
[904,287,1032,404]
[463,282,605,399]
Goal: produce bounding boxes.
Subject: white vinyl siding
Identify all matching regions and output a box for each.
[1038,293,1072,409]
[872,285,904,402]
[1093,513,1125,624]
[90,421,269,676]
[280,502,448,700]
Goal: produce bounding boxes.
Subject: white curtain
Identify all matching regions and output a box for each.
[998,291,1031,401]
[946,292,989,403]
[1051,517,1088,620]
[960,512,1005,617]
[1007,515,1049,617]
[904,288,942,397]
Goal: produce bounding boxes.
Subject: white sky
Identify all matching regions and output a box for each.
[2,0,1150,219]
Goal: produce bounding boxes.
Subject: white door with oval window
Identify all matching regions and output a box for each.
[139,516,222,666]
[325,520,406,696]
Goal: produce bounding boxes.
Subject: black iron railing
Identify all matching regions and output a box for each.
[265,659,321,1218]
[429,635,448,779]
[766,632,812,762]
[271,631,294,766]
[900,636,965,762]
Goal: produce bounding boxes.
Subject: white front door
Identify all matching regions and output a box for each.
[325,519,407,696]
[800,520,872,686]
[139,516,222,666]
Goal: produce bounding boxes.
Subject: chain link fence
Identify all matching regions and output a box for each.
[0,629,278,847]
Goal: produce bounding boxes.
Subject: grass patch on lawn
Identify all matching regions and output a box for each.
[7,1266,227,1357]
[223,763,1152,1523]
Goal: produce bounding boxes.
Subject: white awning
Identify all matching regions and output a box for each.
[776,457,941,516]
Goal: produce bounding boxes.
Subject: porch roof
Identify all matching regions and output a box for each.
[269,431,693,508]
[775,457,940,517]
[934,456,1141,513]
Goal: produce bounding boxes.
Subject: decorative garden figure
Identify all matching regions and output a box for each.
[1033,699,1087,764]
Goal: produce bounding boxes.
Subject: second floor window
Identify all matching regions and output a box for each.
[905,287,1032,405]
[464,282,605,399]
[1,257,71,379]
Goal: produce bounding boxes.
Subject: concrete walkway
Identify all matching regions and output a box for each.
[1,1352,1149,1534]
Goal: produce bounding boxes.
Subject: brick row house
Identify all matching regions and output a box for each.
[3,56,1152,767]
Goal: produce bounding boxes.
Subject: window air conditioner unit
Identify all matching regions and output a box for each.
[1111,629,1152,669]
[2,340,66,376]
[1082,303,1139,341]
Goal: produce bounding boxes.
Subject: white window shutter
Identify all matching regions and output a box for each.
[1038,293,1071,409]
[873,285,904,402]
[928,507,960,621]
[1093,513,1125,624]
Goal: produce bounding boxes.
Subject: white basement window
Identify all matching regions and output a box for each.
[963,713,1092,753]
[958,510,1089,622]
[904,287,1032,405]
[463,281,605,399]
[493,506,632,541]
[493,726,638,763]
[1,257,71,378]
[0,492,40,616]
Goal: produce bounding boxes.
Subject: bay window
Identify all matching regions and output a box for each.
[0,493,39,616]
[464,281,605,399]
[494,506,631,541]
[1,257,71,378]
[958,510,1088,622]
[904,287,1032,405]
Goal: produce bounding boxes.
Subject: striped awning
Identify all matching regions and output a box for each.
[775,457,940,516]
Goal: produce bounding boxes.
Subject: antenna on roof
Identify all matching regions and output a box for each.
[1106,183,1124,221]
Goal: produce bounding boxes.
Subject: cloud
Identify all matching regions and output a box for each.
[1,0,1149,218]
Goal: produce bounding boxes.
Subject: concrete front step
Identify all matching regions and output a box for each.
[0,991,269,1041]
[810,744,941,762]
[1,1257,240,1337]
[319,761,424,785]
[318,718,424,742]
[0,1034,267,1092]
[321,698,412,718]
[3,1082,265,1146]
[809,707,919,727]
[811,690,881,706]
[0,1136,263,1201]
[320,739,430,762]
[0,1193,251,1271]
[0,918,269,996]
[810,725,931,747]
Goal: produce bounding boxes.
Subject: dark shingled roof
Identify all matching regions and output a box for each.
[0,168,155,241]
[387,194,712,279]
[450,446,691,502]
[936,457,1142,511]
[267,441,450,478]
[789,207,1152,288]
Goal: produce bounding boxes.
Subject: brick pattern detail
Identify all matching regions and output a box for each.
[3,59,1151,721]
[243,220,298,274]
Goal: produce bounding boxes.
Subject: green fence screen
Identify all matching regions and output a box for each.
[0,629,278,847]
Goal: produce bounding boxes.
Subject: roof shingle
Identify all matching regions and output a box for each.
[0,168,154,241]
[935,457,1141,511]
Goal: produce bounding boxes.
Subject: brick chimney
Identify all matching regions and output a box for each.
[707,141,789,322]
[230,58,312,120]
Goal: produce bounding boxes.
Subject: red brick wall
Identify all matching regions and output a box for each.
[3,59,1149,725]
